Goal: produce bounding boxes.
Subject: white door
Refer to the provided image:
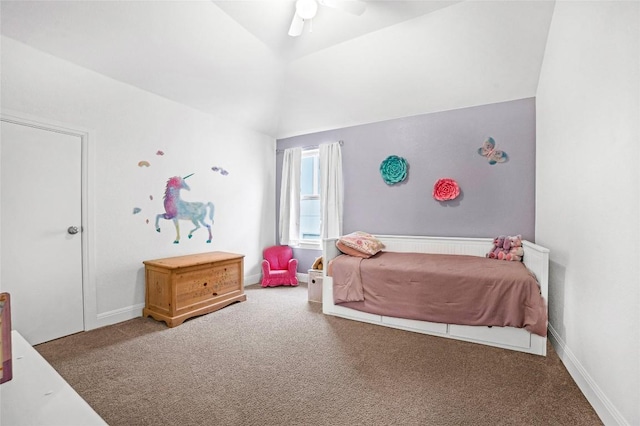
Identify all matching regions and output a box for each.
[1,120,84,345]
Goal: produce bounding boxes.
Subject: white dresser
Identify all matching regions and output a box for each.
[0,331,107,425]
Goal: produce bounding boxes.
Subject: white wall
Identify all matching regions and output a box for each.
[536,2,639,425]
[1,36,276,330]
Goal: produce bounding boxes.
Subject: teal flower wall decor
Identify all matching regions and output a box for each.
[380,155,408,185]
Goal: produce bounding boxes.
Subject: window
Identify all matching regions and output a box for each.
[279,142,341,247]
[299,149,321,243]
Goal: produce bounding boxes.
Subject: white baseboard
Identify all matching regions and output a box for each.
[548,323,628,426]
[94,303,145,329]
[93,274,262,329]
[245,273,261,286]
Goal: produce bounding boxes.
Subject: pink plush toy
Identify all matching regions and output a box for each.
[507,235,524,261]
[487,235,508,258]
[498,235,524,261]
[486,236,500,258]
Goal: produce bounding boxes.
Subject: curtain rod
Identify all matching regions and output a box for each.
[276,140,343,154]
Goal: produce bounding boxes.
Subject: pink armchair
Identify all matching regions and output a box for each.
[261,246,299,287]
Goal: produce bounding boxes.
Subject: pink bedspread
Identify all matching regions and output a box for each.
[330,252,547,336]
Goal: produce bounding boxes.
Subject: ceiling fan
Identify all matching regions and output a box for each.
[288,0,367,37]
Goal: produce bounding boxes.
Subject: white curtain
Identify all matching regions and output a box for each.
[319,142,344,239]
[279,147,301,245]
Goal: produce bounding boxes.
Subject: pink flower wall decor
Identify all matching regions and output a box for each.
[433,178,460,201]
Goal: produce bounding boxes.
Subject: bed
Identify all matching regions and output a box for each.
[322,235,549,356]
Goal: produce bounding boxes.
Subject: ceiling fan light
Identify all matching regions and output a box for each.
[295,0,318,20]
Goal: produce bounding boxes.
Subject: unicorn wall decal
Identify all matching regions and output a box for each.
[155,174,215,244]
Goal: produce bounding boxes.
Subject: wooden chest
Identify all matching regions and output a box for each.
[142,252,245,327]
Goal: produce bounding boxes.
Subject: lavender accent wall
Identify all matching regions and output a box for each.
[277,98,536,271]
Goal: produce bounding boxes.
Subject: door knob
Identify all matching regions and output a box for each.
[67,226,80,235]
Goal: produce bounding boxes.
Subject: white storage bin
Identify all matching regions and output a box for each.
[307,269,323,303]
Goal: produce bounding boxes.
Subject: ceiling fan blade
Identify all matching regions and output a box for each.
[288,13,305,37]
[335,0,366,16]
[318,0,339,8]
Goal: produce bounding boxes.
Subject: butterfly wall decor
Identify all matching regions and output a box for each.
[211,166,229,176]
[477,137,508,165]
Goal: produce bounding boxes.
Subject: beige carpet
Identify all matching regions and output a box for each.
[36,283,602,426]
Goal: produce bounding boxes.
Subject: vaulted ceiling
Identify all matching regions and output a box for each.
[0,1,555,138]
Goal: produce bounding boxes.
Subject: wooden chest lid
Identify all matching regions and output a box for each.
[143,251,244,269]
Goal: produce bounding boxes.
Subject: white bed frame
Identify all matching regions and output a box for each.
[322,235,550,356]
